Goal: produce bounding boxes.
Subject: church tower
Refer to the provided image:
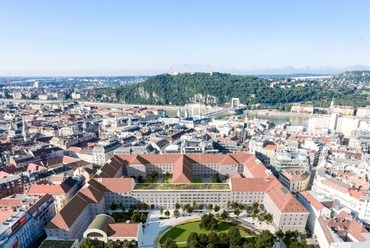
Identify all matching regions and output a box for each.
[22,118,30,142]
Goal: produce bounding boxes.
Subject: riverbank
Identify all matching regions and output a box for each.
[248,109,314,118]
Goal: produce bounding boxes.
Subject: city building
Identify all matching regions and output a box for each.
[270,148,310,172]
[27,177,81,212]
[45,153,308,241]
[279,169,310,192]
[82,215,142,243]
[0,194,55,248]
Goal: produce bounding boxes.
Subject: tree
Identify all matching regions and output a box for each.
[165,171,171,178]
[79,238,104,248]
[234,208,241,217]
[199,233,208,246]
[174,209,180,217]
[289,240,308,248]
[131,210,141,222]
[255,230,275,248]
[220,210,229,220]
[106,240,119,248]
[110,202,118,210]
[252,202,260,219]
[206,244,216,248]
[175,203,181,209]
[199,204,204,210]
[207,232,218,245]
[142,203,149,210]
[183,203,191,213]
[243,243,255,248]
[137,175,144,183]
[265,213,272,223]
[207,204,213,211]
[246,206,253,216]
[218,233,229,247]
[275,229,284,240]
[150,171,159,182]
[200,213,218,231]
[120,204,126,213]
[186,206,193,214]
[163,238,178,248]
[187,232,199,243]
[228,226,242,246]
[160,208,164,215]
[214,205,220,212]
[140,213,147,223]
[165,210,170,217]
[186,240,201,248]
[231,201,239,209]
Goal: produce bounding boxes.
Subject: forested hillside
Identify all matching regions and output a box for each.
[92,72,370,107]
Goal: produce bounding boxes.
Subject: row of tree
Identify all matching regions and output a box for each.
[163,229,308,248]
[79,239,137,248]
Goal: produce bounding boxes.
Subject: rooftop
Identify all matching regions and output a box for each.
[134,183,230,190]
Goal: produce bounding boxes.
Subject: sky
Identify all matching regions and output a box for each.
[0,0,369,76]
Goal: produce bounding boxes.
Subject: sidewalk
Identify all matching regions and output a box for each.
[139,210,204,248]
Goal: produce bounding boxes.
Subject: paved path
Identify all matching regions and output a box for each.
[139,210,205,248]
[138,210,275,248]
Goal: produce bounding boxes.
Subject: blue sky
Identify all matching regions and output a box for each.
[0,0,369,76]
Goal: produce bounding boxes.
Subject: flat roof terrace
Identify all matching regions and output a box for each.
[134,183,230,190]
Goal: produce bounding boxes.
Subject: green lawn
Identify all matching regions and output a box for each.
[162,177,171,183]
[39,240,75,248]
[159,221,249,245]
[135,183,230,190]
[212,178,218,183]
[144,179,157,183]
[192,178,203,183]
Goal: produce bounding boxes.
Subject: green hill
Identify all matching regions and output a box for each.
[92,72,369,107]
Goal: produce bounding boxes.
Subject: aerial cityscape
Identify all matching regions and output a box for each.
[1,1,370,248]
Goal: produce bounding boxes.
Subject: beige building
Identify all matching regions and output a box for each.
[356,106,370,118]
[45,153,308,242]
[83,215,142,243]
[331,105,355,116]
[291,104,314,114]
[279,169,310,192]
[27,177,79,212]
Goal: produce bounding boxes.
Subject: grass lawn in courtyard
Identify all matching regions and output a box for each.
[212,178,218,183]
[144,179,156,183]
[135,183,230,190]
[161,177,171,183]
[192,178,202,183]
[39,240,75,248]
[159,221,251,246]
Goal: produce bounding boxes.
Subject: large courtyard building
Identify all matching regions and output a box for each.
[45,153,308,241]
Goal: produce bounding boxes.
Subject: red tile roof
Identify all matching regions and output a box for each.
[90,177,134,193]
[28,194,54,215]
[0,212,16,223]
[172,155,192,183]
[0,198,22,207]
[266,179,308,213]
[230,178,271,192]
[299,191,325,211]
[108,223,140,238]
